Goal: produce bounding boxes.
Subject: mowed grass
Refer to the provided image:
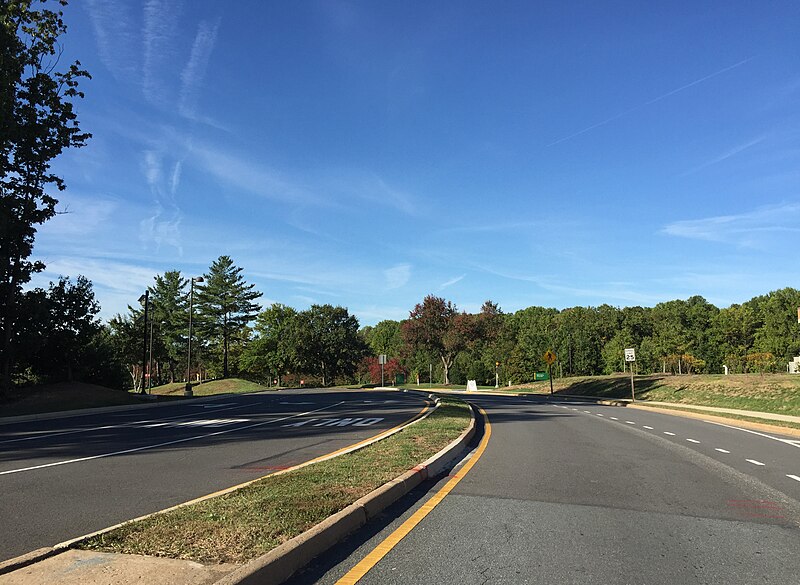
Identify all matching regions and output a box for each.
[78,397,471,564]
[0,382,149,417]
[149,378,270,397]
[514,373,800,415]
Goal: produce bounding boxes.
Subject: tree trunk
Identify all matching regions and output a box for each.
[440,355,449,385]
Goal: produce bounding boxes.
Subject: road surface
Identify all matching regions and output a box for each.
[291,394,800,585]
[0,388,428,562]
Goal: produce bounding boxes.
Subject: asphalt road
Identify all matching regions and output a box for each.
[0,388,428,562]
[290,394,800,585]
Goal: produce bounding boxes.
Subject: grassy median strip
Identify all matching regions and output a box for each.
[77,396,471,564]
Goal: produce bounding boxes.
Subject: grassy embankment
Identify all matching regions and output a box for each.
[513,373,800,421]
[79,396,471,564]
[148,378,270,396]
[0,378,271,418]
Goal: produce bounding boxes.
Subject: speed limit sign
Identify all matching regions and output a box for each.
[624,348,636,362]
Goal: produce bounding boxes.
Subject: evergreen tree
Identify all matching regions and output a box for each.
[147,270,188,383]
[195,256,261,378]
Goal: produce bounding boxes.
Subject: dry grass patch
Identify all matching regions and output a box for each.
[78,397,471,564]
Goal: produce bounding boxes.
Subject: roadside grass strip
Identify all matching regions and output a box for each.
[77,397,471,564]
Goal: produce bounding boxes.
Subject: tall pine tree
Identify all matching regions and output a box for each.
[195,256,261,378]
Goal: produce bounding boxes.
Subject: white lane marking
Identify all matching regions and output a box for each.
[787,475,800,483]
[610,417,619,421]
[746,459,766,466]
[596,414,604,417]
[701,420,800,449]
[625,421,636,425]
[190,403,237,408]
[664,432,676,436]
[279,401,315,405]
[571,408,578,411]
[643,426,654,430]
[715,448,730,453]
[0,402,346,476]
[583,411,591,414]
[686,438,701,444]
[0,402,256,445]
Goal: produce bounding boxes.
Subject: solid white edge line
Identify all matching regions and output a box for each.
[0,402,347,476]
[701,419,800,449]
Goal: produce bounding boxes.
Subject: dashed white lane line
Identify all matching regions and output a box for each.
[596,414,604,417]
[746,459,766,466]
[686,439,701,444]
[643,425,654,430]
[788,475,800,483]
[715,448,731,453]
[625,421,636,425]
[610,417,619,421]
[583,411,591,414]
[664,432,676,436]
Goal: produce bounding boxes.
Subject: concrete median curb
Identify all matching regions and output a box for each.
[0,548,60,577]
[213,400,477,585]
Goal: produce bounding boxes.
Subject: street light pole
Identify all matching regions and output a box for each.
[138,290,149,394]
[148,318,155,393]
[185,276,203,396]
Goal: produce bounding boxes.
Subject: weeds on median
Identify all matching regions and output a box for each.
[78,397,471,564]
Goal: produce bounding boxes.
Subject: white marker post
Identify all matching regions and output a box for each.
[624,348,636,401]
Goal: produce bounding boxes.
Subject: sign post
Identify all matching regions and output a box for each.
[495,361,500,388]
[543,350,557,396]
[378,354,387,387]
[624,348,636,401]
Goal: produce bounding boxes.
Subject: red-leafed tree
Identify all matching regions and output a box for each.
[402,295,474,384]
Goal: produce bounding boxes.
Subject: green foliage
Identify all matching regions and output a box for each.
[147,270,188,383]
[0,0,90,392]
[195,256,262,378]
[240,303,298,385]
[291,304,367,386]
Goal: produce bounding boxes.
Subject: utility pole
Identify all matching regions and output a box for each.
[185,276,204,396]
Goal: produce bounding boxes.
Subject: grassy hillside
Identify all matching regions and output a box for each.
[0,382,147,418]
[148,378,270,397]
[516,373,800,415]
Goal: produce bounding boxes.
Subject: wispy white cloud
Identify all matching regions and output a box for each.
[179,18,222,120]
[384,264,411,289]
[680,136,767,176]
[548,57,754,147]
[662,202,800,247]
[143,0,182,104]
[84,0,140,82]
[439,274,465,290]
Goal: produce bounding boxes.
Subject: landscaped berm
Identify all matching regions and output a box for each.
[0,378,269,418]
[516,373,800,416]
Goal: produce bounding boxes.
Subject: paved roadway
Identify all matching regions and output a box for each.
[0,388,429,562]
[290,394,800,585]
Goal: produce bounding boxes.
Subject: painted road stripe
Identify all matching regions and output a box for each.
[787,475,800,483]
[664,432,676,436]
[702,420,800,449]
[746,459,766,466]
[686,439,701,444]
[584,410,591,414]
[596,414,604,417]
[643,426,654,430]
[610,417,619,421]
[716,448,730,453]
[335,406,492,585]
[0,402,346,476]
[625,421,636,425]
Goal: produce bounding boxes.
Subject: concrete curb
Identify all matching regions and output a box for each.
[214,400,477,585]
[0,548,60,577]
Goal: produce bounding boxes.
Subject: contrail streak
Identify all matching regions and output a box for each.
[547,57,754,147]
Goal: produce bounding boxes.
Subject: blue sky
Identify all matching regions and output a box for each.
[31,1,800,325]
